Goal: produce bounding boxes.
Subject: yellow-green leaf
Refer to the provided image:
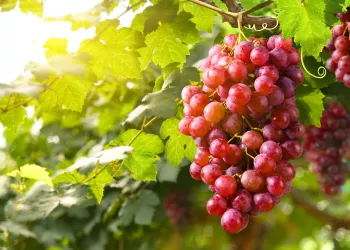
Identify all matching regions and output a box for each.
[8,164,53,187]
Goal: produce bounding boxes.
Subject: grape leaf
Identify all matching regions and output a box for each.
[1,107,26,140]
[88,170,115,204]
[210,0,228,10]
[138,25,190,69]
[296,85,325,126]
[19,0,43,17]
[342,0,350,11]
[160,118,197,167]
[100,25,144,49]
[7,164,53,187]
[118,190,160,226]
[40,74,92,112]
[324,0,345,24]
[5,183,60,222]
[275,0,331,58]
[0,0,17,11]
[0,221,36,238]
[180,2,216,32]
[43,38,68,57]
[125,67,199,125]
[116,129,164,181]
[167,12,201,45]
[83,40,142,79]
[157,159,181,183]
[53,170,86,185]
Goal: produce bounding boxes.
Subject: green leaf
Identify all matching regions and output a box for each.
[100,25,144,49]
[43,38,68,57]
[53,170,86,185]
[180,1,216,32]
[88,169,115,204]
[83,40,142,79]
[342,0,350,11]
[157,159,181,183]
[125,67,199,124]
[160,118,197,167]
[1,107,26,140]
[40,74,92,112]
[325,0,345,24]
[275,0,331,58]
[0,0,17,11]
[19,0,43,17]
[0,221,36,238]
[5,183,60,222]
[131,13,147,33]
[138,25,190,69]
[7,164,53,187]
[115,129,164,181]
[296,85,325,126]
[118,190,160,226]
[167,12,201,44]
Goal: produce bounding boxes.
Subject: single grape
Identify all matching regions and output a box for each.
[285,121,306,140]
[277,77,296,98]
[189,116,211,137]
[207,128,228,144]
[201,164,223,185]
[259,140,283,162]
[270,109,290,129]
[203,102,226,123]
[210,157,230,170]
[207,194,228,216]
[189,162,202,180]
[267,86,285,106]
[231,189,253,213]
[247,92,268,113]
[228,60,248,82]
[210,138,229,158]
[181,85,201,104]
[250,46,269,66]
[242,130,263,150]
[234,41,254,62]
[214,175,237,197]
[203,65,226,88]
[263,123,285,142]
[194,147,211,167]
[228,83,252,105]
[224,34,238,50]
[258,65,279,83]
[269,48,289,68]
[254,153,277,176]
[226,98,250,115]
[189,93,210,114]
[284,66,304,86]
[281,140,303,159]
[241,170,265,193]
[221,209,245,234]
[222,113,243,135]
[178,116,194,136]
[254,76,275,96]
[266,175,286,196]
[223,144,243,165]
[253,192,274,213]
[275,161,296,181]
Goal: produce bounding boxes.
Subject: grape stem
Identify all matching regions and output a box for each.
[245,147,255,160]
[186,0,277,29]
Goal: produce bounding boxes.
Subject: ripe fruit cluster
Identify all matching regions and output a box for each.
[324,7,350,87]
[304,101,350,195]
[178,33,305,234]
[164,191,192,227]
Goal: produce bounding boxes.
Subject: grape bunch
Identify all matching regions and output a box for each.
[178,33,305,234]
[324,7,350,87]
[304,101,350,195]
[164,191,192,227]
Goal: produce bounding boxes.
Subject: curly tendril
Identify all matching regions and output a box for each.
[245,20,279,31]
[300,50,327,79]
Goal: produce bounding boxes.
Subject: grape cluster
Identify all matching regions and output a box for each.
[164,191,192,227]
[304,101,350,195]
[324,7,350,87]
[178,33,305,234]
